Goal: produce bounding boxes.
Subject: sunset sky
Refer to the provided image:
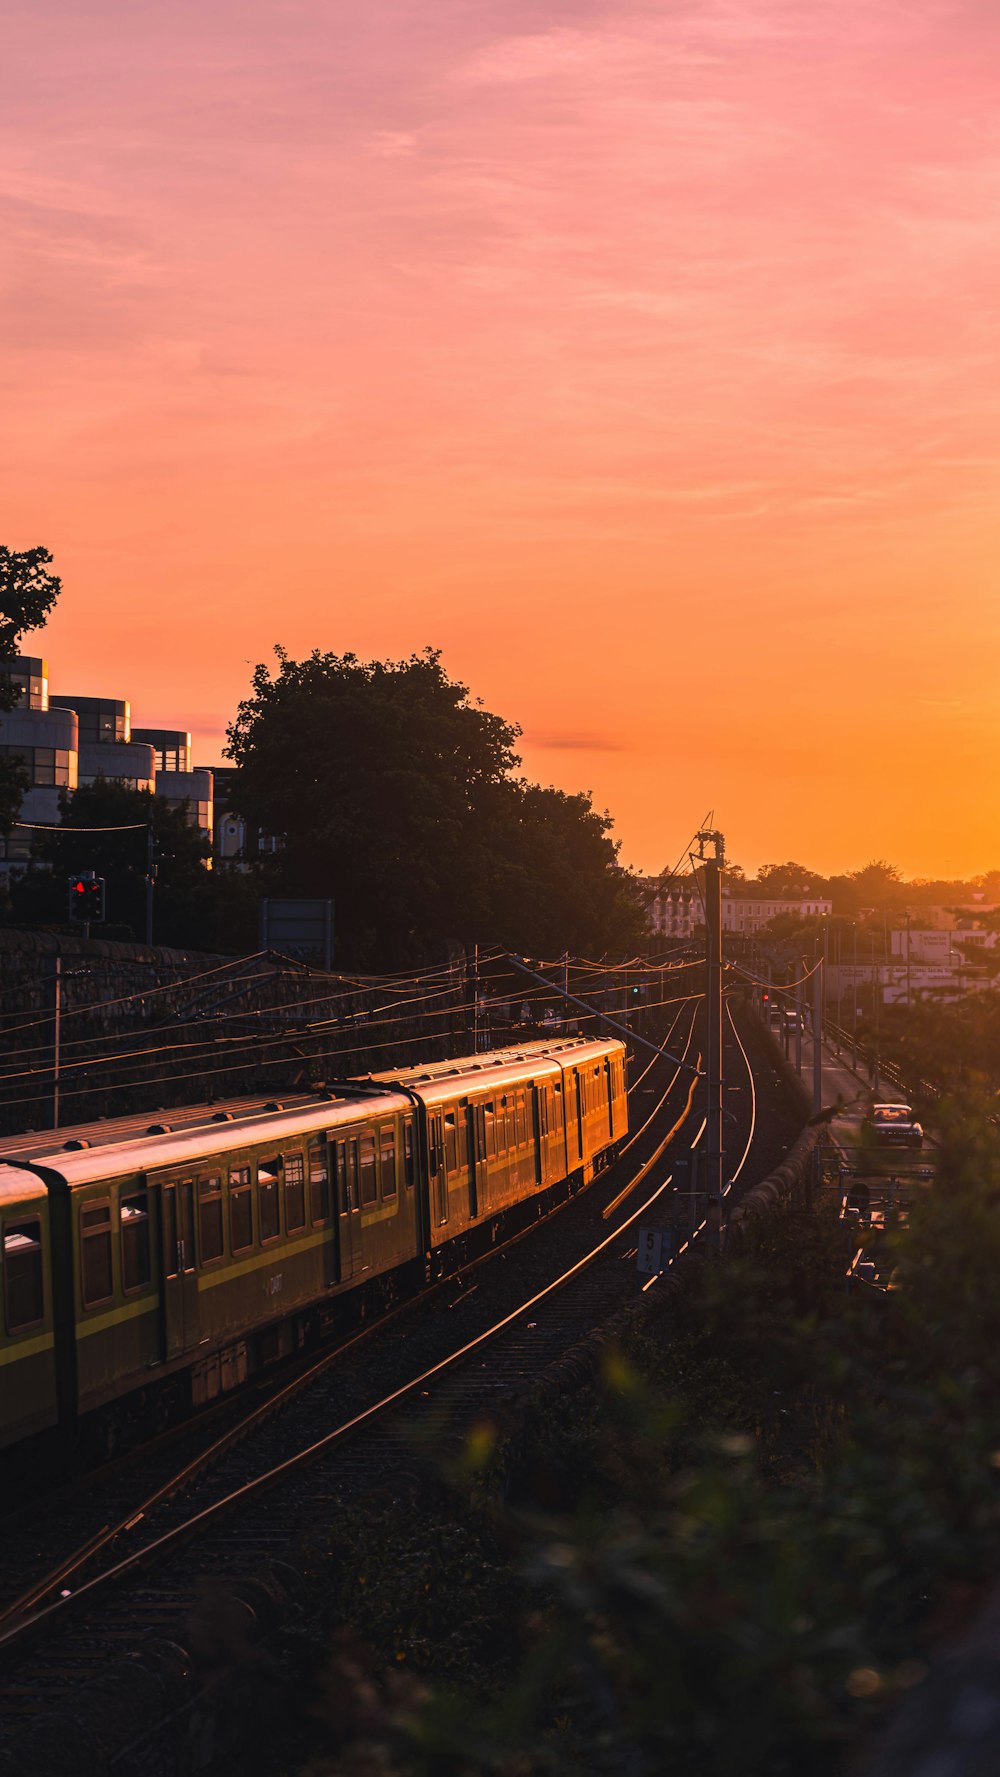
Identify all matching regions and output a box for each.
[4,0,999,880]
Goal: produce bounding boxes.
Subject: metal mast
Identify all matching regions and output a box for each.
[694,827,725,1199]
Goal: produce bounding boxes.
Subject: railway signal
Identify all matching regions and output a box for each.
[67,872,106,925]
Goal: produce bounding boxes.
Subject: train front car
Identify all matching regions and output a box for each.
[0,1166,58,1449]
[0,1087,422,1451]
[374,1035,628,1269]
[0,1037,628,1458]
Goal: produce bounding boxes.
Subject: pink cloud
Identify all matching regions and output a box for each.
[4,0,1000,875]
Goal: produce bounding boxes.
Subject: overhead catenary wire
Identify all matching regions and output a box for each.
[0,951,710,1083]
[0,980,708,1089]
[0,952,679,1068]
[0,951,478,1043]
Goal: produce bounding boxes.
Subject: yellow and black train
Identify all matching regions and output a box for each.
[0,1036,627,1456]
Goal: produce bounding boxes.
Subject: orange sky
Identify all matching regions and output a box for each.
[4,1,1000,880]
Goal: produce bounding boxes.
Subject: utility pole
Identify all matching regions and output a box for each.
[852,923,858,1070]
[695,828,725,1201]
[873,933,880,1079]
[145,819,156,948]
[45,952,62,1130]
[813,933,824,1116]
[809,931,824,1211]
[795,967,804,1074]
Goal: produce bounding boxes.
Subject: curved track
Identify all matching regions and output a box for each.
[0,996,795,1766]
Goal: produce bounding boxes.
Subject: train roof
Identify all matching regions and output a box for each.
[0,1088,412,1190]
[0,1165,48,1213]
[0,1036,625,1192]
[370,1035,624,1107]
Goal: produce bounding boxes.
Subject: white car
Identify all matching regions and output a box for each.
[867,1103,923,1150]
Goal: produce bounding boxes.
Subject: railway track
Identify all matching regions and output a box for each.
[0,1000,791,1772]
[0,1004,699,1632]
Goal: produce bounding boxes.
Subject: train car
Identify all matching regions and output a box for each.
[0,1036,627,1455]
[374,1036,628,1255]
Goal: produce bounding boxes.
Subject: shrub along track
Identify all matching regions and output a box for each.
[0,999,801,1777]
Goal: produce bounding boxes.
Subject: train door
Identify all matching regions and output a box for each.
[532,1086,545,1186]
[467,1105,481,1219]
[161,1179,200,1359]
[428,1111,448,1227]
[574,1071,584,1165]
[335,1137,363,1278]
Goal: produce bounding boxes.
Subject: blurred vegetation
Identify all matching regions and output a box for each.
[258,1114,1000,1777]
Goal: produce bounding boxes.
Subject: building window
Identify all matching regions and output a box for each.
[0,744,74,788]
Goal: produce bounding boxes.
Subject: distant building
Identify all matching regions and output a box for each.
[0,654,217,875]
[721,895,832,934]
[132,728,192,773]
[0,664,78,867]
[213,765,282,868]
[639,876,701,940]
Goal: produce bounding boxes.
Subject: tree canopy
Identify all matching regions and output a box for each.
[0,543,62,833]
[226,647,644,966]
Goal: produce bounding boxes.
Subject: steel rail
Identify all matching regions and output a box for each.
[0,1029,703,1658]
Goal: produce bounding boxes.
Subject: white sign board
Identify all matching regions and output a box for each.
[637,1227,670,1276]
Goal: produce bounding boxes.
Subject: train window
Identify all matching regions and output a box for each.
[359,1132,377,1206]
[3,1220,43,1332]
[538,1089,548,1136]
[484,1103,496,1158]
[403,1122,414,1188]
[198,1176,224,1265]
[121,1192,152,1290]
[81,1200,114,1306]
[284,1152,306,1232]
[334,1141,349,1214]
[309,1143,332,1223]
[515,1095,528,1144]
[379,1128,396,1199]
[230,1166,253,1252]
[444,1113,458,1173]
[258,1158,280,1243]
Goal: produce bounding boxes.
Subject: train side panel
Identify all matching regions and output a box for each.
[0,1171,58,1448]
[69,1111,423,1415]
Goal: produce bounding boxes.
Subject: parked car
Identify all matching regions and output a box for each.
[865,1103,923,1149]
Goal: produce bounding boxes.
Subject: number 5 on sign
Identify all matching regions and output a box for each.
[637,1228,663,1276]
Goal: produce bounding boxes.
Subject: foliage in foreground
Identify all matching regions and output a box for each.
[285,1123,1000,1777]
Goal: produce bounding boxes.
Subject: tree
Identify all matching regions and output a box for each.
[483,781,646,958]
[226,647,643,965]
[0,544,62,833]
[752,860,828,898]
[13,779,232,948]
